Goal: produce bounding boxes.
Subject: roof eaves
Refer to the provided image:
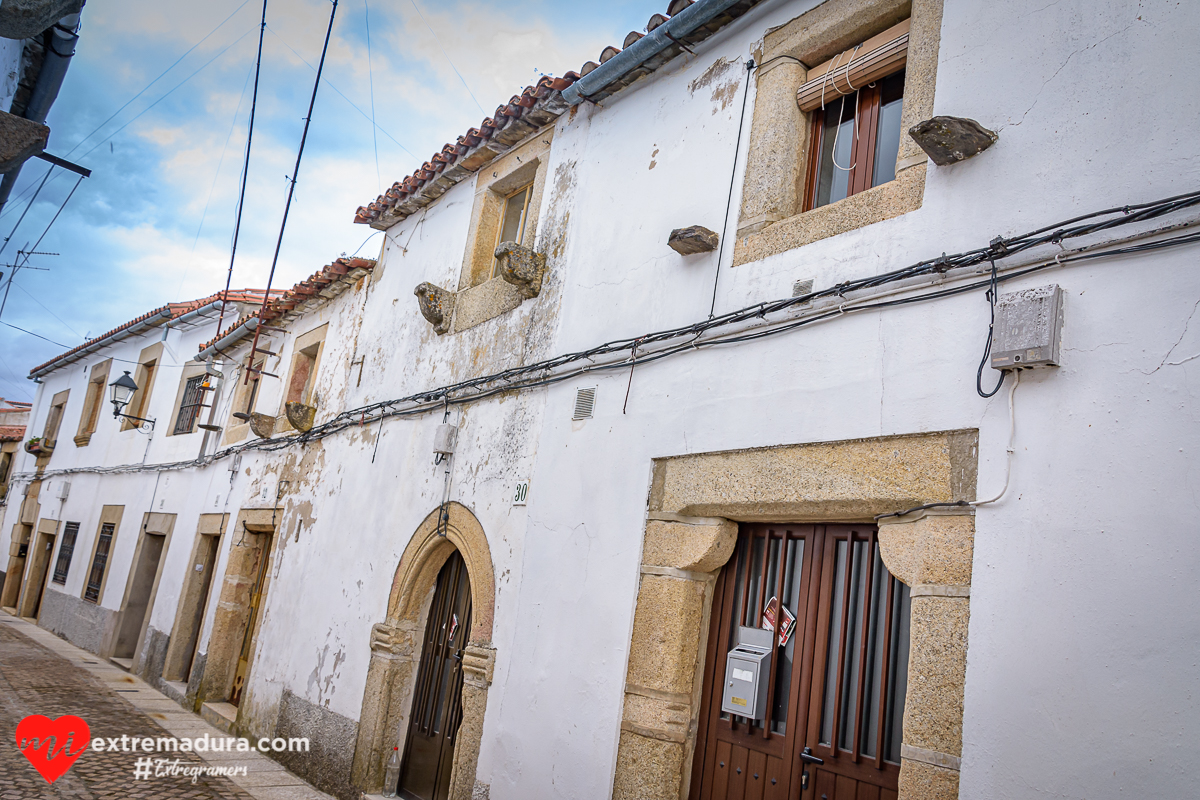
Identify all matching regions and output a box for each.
[354,0,764,230]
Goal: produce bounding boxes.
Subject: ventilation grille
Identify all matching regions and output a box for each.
[572,387,596,420]
[792,278,814,297]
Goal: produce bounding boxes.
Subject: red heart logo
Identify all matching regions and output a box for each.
[15,714,90,783]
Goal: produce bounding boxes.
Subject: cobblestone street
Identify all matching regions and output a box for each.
[0,614,333,800]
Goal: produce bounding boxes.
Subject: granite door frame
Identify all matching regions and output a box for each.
[612,430,978,800]
[351,502,497,800]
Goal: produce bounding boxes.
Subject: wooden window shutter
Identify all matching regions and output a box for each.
[796,19,910,113]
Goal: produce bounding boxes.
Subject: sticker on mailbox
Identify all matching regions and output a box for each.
[731,697,747,707]
[731,667,754,682]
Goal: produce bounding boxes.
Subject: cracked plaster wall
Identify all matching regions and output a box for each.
[2,2,1199,799]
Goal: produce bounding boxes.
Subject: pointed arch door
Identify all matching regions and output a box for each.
[397,550,473,800]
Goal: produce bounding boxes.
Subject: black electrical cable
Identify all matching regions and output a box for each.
[0,165,53,258]
[710,57,755,318]
[976,259,1006,398]
[16,192,1200,480]
[243,0,338,383]
[216,0,268,335]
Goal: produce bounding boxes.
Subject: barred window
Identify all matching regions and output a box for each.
[52,521,80,584]
[84,523,114,603]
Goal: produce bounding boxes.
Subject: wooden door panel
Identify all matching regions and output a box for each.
[696,524,909,800]
[727,744,749,800]
[763,755,788,800]
[744,749,767,800]
[709,739,732,800]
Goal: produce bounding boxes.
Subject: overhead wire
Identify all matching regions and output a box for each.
[17,188,1200,482]
[0,174,85,322]
[0,6,257,221]
[407,0,487,116]
[242,0,339,384]
[264,26,418,161]
[364,0,380,192]
[217,0,269,336]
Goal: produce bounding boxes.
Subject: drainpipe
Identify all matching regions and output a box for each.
[0,13,80,212]
[561,0,742,106]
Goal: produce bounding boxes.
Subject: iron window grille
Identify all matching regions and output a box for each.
[52,521,80,584]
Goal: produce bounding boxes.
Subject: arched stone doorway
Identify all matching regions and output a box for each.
[351,502,497,799]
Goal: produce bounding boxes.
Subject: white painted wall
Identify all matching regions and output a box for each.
[5,1,1199,798]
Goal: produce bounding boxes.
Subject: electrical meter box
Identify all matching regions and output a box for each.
[721,626,773,720]
[990,284,1064,370]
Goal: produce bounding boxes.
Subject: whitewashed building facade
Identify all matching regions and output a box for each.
[3,1,1199,799]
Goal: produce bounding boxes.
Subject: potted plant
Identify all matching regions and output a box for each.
[24,437,53,456]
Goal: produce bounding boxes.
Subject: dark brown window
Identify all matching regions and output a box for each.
[84,522,114,603]
[52,521,80,584]
[805,68,906,211]
[173,375,207,435]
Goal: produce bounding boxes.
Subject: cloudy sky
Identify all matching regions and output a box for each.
[0,0,667,401]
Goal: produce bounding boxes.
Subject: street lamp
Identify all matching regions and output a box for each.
[109,371,155,429]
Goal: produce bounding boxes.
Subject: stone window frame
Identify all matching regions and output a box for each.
[450,129,552,333]
[121,341,164,432]
[80,504,124,606]
[74,358,111,447]
[165,363,209,437]
[733,0,943,267]
[41,388,70,448]
[222,354,268,446]
[276,323,328,431]
[611,429,976,800]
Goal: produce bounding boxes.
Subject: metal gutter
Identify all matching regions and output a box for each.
[162,299,224,334]
[561,0,742,106]
[29,305,172,378]
[194,317,259,363]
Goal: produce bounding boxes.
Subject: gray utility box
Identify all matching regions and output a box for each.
[721,626,773,721]
[991,284,1064,370]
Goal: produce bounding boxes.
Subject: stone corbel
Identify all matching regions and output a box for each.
[461,643,496,688]
[284,401,316,433]
[414,282,456,335]
[249,412,275,439]
[368,621,419,658]
[494,242,546,299]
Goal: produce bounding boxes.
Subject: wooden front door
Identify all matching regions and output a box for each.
[691,524,911,800]
[397,550,473,800]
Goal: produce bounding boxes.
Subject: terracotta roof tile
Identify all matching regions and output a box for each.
[354,0,763,229]
[197,257,377,356]
[0,425,25,442]
[28,289,281,378]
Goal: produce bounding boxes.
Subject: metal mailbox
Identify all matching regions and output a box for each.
[720,626,772,720]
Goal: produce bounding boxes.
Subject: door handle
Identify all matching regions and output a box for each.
[800,746,823,792]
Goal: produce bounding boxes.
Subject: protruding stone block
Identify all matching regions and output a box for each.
[0,111,48,173]
[493,242,546,299]
[908,116,997,166]
[249,412,275,439]
[414,282,456,335]
[642,519,736,573]
[667,225,719,256]
[285,401,316,433]
[0,0,82,40]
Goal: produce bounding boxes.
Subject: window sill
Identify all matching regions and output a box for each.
[452,275,526,333]
[733,162,926,266]
[73,434,92,447]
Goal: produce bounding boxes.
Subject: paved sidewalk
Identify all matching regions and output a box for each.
[0,612,335,800]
